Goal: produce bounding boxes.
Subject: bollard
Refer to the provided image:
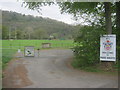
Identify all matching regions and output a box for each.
[37,48,40,57]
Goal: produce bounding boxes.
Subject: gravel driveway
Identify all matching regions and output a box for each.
[3,49,118,88]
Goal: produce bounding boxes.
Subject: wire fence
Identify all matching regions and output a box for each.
[2,42,75,58]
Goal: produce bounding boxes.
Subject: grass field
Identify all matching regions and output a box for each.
[2,40,74,69]
[1,40,118,73]
[2,40,74,49]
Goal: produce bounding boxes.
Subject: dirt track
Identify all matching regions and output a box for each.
[3,49,118,88]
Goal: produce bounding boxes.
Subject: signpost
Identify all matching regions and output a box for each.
[24,46,35,57]
[100,35,116,62]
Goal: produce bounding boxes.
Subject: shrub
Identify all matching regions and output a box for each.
[72,26,105,68]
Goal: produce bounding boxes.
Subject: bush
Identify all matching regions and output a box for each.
[72,26,106,68]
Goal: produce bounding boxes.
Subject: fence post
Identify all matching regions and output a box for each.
[10,44,12,49]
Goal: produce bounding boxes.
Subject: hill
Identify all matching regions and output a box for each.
[2,10,79,40]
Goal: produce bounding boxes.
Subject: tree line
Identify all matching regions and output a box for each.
[2,10,79,40]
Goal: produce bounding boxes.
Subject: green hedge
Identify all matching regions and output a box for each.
[72,26,106,68]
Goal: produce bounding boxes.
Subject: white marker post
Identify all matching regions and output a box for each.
[18,49,21,53]
[100,35,116,62]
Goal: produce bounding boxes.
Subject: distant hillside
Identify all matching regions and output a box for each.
[2,10,79,40]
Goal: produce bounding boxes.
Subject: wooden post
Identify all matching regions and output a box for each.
[37,48,40,57]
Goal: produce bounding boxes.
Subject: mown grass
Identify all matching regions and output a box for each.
[2,40,74,49]
[2,40,74,69]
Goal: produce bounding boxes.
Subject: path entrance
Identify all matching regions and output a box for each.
[3,49,118,88]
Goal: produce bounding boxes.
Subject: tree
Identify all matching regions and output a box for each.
[16,30,23,39]
[2,26,9,39]
[33,29,46,39]
[24,27,33,39]
[104,2,112,34]
[115,2,120,61]
[23,2,115,33]
[116,2,120,30]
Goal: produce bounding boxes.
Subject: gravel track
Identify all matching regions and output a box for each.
[3,49,118,88]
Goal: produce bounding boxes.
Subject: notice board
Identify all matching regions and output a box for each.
[24,46,35,57]
[100,35,116,61]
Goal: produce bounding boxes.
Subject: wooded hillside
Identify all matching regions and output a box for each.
[2,10,79,40]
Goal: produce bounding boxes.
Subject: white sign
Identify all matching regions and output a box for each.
[100,35,116,61]
[24,46,35,57]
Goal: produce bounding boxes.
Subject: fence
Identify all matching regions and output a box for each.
[2,40,74,58]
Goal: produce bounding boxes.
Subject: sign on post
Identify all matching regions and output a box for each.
[100,35,116,61]
[24,46,35,57]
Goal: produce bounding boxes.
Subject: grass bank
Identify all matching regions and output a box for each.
[2,49,16,69]
[71,58,118,75]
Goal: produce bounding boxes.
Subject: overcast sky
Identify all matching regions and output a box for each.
[0,0,84,25]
